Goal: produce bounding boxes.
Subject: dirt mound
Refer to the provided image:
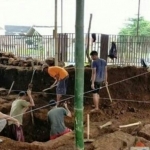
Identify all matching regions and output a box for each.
[92,131,150,150]
[0,52,65,67]
[0,51,43,67]
[0,136,43,150]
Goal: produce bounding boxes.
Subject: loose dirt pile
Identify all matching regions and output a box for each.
[0,66,150,150]
[0,52,64,67]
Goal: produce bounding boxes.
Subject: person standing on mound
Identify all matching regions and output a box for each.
[90,51,108,112]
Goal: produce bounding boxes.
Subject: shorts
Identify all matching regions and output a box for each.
[56,76,69,95]
[50,128,72,140]
[92,82,103,94]
[0,119,7,132]
[7,124,24,142]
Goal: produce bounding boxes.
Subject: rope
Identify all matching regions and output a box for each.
[1,71,149,122]
[11,96,74,119]
[97,97,150,103]
[5,71,149,96]
[84,71,149,94]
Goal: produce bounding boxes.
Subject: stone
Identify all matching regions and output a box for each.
[139,124,150,141]
[128,107,136,112]
[58,61,65,67]
[115,115,119,119]
[32,132,74,150]
[120,110,126,114]
[12,60,19,66]
[0,88,7,96]
[8,52,15,58]
[0,57,9,65]
[147,67,150,72]
[92,131,135,150]
[45,57,55,66]
[8,58,14,65]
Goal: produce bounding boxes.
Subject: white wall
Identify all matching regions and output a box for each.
[0,28,5,35]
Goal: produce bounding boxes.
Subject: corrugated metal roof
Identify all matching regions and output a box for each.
[26,26,61,36]
[5,25,30,35]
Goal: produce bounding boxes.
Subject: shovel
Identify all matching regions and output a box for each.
[42,84,58,92]
[42,84,58,97]
[7,81,15,96]
[106,83,112,103]
[28,61,36,125]
[84,114,94,143]
[30,61,36,84]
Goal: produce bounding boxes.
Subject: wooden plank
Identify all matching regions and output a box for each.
[100,34,109,62]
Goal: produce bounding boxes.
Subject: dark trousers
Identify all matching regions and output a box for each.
[56,76,69,95]
[7,124,24,142]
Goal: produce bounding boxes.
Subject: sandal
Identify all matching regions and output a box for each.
[90,108,100,112]
[92,105,95,108]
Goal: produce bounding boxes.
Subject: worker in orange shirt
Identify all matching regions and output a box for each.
[42,64,69,104]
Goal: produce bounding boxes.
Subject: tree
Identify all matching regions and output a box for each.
[119,17,150,36]
[117,17,150,65]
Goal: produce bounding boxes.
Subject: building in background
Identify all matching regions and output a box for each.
[5,25,30,35]
[25,25,61,58]
[0,26,5,35]
[26,25,61,36]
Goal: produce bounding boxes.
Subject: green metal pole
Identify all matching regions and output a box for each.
[74,0,84,150]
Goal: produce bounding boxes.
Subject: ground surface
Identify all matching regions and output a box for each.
[0,66,150,149]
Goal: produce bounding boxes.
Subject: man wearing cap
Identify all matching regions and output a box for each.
[42,64,69,104]
[47,100,72,140]
[7,90,35,142]
[0,112,20,142]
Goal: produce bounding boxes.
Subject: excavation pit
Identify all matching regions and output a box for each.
[0,66,150,150]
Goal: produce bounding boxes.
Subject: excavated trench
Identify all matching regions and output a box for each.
[0,65,150,149]
[0,92,75,143]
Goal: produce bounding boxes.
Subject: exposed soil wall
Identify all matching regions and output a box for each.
[0,65,149,99]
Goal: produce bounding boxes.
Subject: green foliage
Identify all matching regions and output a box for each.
[119,17,150,36]
[25,39,33,45]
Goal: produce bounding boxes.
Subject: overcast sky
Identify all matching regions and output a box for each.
[0,0,150,34]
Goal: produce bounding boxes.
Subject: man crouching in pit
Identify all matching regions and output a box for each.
[7,90,35,142]
[47,100,72,140]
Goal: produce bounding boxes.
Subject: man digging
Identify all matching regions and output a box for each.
[42,64,69,105]
[90,51,108,112]
[47,100,72,140]
[7,90,35,142]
